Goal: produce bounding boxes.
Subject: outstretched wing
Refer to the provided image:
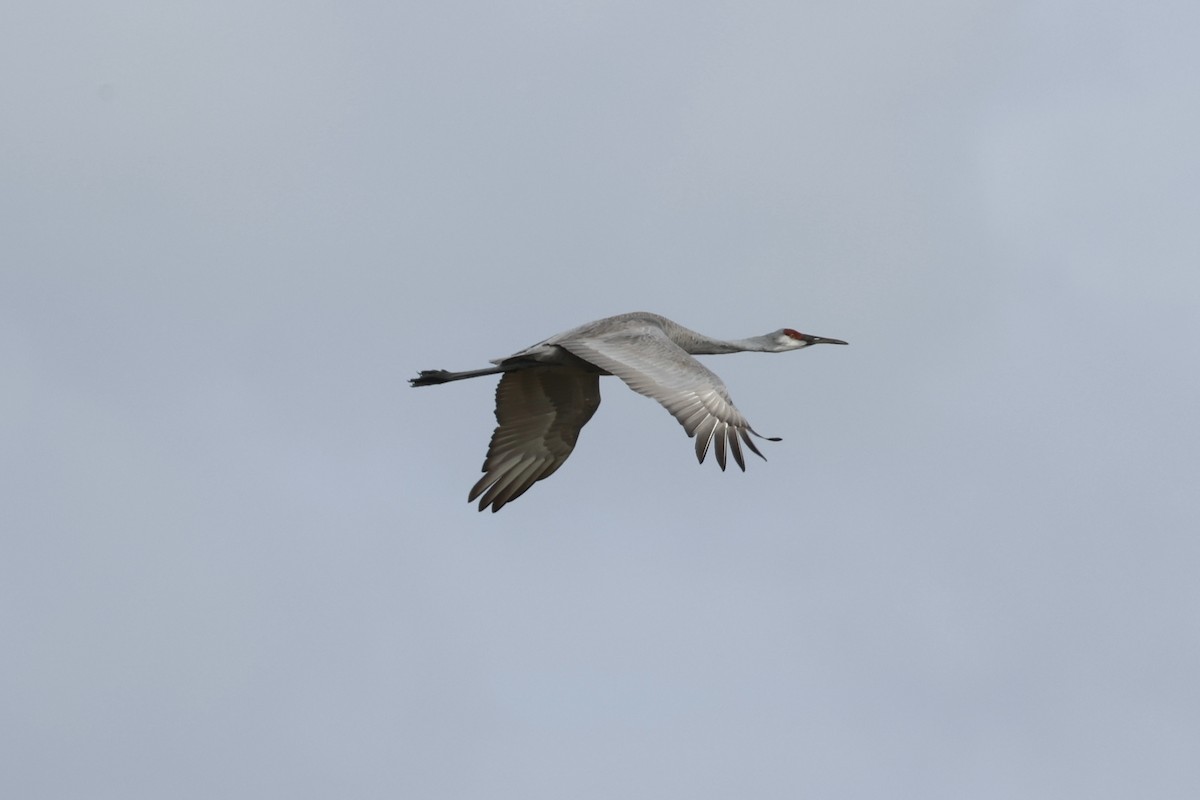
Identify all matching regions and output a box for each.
[557,324,774,471]
[469,367,601,512]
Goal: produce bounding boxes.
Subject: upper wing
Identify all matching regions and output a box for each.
[556,324,774,471]
[469,367,601,512]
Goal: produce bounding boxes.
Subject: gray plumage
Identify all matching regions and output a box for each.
[411,312,847,512]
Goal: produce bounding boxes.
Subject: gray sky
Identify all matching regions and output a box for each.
[4,1,1199,798]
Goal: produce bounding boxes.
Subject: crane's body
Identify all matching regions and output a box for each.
[411,312,847,512]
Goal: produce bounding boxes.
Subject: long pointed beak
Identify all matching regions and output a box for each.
[806,335,848,346]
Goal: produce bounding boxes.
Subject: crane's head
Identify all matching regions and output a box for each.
[775,328,849,351]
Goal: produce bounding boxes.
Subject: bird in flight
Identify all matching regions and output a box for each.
[411,311,847,512]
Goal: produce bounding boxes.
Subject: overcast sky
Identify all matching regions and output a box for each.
[4,1,1199,798]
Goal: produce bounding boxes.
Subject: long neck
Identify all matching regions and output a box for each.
[674,331,776,355]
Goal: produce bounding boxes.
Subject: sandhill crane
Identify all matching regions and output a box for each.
[410,311,847,512]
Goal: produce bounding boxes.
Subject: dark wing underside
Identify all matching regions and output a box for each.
[468,367,601,512]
